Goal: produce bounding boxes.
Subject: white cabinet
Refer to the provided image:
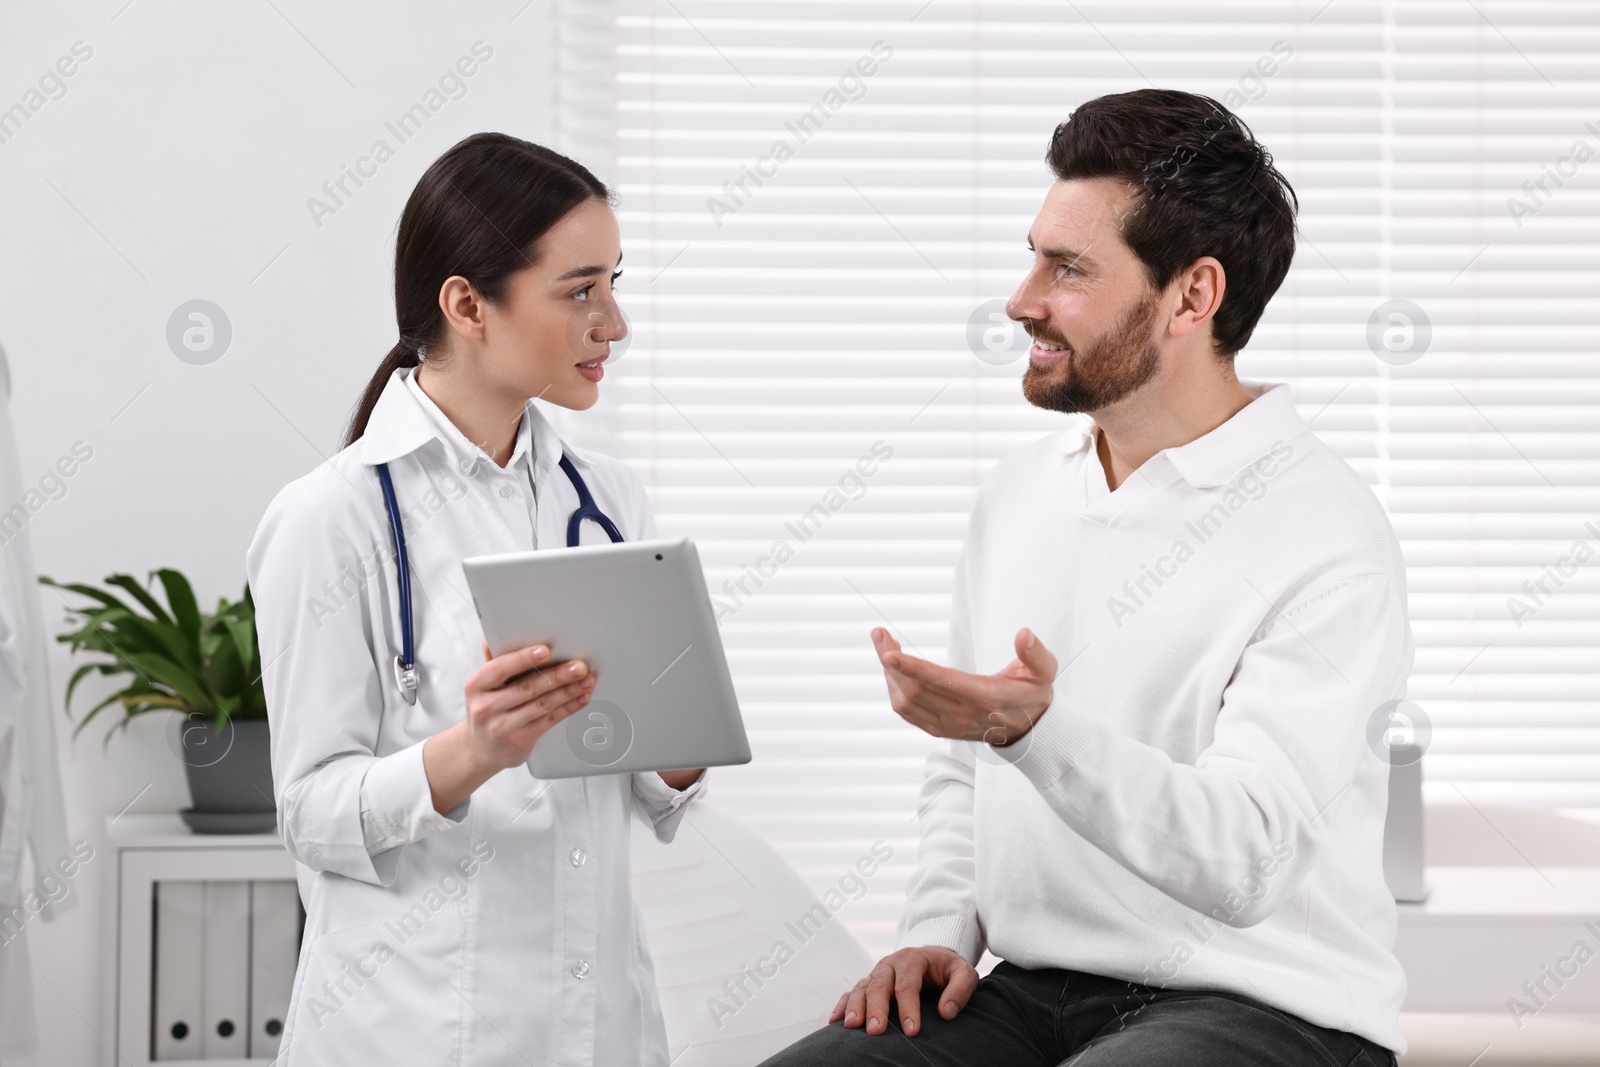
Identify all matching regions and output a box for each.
[103,815,303,1066]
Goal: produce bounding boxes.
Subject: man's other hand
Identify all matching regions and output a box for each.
[829,946,980,1037]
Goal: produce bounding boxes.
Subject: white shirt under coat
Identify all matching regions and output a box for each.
[897,380,1414,1054]
[246,365,704,1067]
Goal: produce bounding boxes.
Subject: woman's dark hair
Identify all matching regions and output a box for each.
[1046,88,1298,356]
[343,132,612,448]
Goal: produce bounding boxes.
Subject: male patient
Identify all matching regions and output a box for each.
[761,89,1411,1066]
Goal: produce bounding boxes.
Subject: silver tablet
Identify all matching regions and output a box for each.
[461,537,752,780]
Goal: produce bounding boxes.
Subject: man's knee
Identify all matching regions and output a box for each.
[1066,992,1388,1067]
[756,1017,916,1067]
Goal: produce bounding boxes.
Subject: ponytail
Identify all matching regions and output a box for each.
[344,342,421,449]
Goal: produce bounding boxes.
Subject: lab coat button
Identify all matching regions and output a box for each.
[570,847,586,867]
[572,959,590,979]
[499,484,514,499]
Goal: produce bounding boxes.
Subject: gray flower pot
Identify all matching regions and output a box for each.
[175,717,275,829]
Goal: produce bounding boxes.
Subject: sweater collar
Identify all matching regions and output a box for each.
[1161,380,1304,487]
[1043,380,1305,488]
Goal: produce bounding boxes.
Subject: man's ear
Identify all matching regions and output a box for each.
[1168,256,1225,345]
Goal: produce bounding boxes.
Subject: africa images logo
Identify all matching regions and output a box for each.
[565,699,634,768]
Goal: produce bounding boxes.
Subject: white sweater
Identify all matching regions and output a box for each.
[897,380,1414,1053]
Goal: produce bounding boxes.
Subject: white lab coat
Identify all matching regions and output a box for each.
[245,366,705,1066]
[0,342,75,1057]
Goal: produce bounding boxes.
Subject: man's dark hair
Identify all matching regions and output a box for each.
[1046,88,1297,357]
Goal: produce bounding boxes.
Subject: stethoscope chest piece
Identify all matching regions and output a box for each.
[393,656,419,705]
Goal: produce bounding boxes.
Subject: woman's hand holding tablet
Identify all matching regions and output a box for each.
[420,640,596,813]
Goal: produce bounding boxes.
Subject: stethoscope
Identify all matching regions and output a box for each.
[374,453,623,704]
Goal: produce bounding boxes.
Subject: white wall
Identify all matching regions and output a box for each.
[0,3,555,1062]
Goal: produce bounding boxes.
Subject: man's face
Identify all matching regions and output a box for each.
[1006,178,1166,414]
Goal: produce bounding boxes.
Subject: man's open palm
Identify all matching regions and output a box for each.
[871,626,1057,747]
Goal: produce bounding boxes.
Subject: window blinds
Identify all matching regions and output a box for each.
[554,0,1600,956]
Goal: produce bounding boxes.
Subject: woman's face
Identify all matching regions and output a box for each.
[464,197,628,411]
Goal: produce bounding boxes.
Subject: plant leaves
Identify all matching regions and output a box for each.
[222,616,257,677]
[71,689,127,739]
[202,630,243,699]
[122,692,188,710]
[105,573,174,626]
[47,569,276,741]
[155,568,201,643]
[122,651,213,714]
[110,613,201,676]
[62,661,119,714]
[56,607,137,660]
[38,577,134,617]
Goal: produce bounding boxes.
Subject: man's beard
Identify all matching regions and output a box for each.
[1021,289,1162,414]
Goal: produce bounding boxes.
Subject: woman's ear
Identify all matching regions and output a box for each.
[438,275,489,345]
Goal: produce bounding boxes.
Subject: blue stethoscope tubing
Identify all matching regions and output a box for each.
[374,454,623,705]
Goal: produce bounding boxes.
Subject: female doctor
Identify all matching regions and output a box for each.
[245,132,706,1066]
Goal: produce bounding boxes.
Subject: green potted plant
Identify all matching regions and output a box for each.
[40,568,276,834]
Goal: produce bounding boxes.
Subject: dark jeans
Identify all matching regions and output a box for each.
[757,961,1397,1067]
